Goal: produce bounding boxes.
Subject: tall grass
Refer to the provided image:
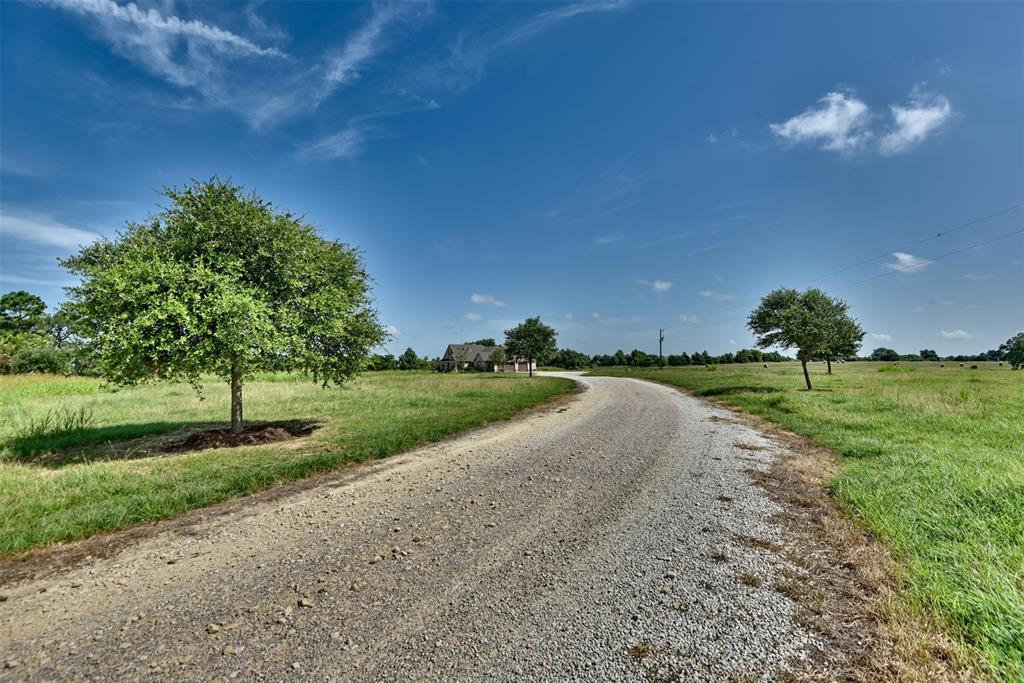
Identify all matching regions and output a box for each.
[0,372,574,557]
[588,361,1023,679]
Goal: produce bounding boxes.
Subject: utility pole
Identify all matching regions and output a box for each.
[659,328,664,369]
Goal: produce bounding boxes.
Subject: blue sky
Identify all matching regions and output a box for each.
[1,0,1022,358]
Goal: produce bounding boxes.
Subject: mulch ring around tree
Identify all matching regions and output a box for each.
[164,421,323,453]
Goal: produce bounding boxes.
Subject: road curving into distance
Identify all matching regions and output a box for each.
[0,373,826,681]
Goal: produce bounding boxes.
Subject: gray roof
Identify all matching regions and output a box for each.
[444,344,503,362]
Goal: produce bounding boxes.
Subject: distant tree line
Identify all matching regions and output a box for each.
[866,346,1014,363]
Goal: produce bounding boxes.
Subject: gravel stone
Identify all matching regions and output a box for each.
[0,374,824,681]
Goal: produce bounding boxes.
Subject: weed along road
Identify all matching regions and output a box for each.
[0,374,827,681]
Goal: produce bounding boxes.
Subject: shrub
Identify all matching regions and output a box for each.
[9,345,71,374]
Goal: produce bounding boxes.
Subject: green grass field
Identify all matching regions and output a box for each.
[0,371,575,558]
[588,361,1023,679]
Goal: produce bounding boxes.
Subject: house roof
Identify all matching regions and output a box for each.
[444,344,503,361]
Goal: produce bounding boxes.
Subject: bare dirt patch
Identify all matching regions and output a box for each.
[164,421,321,452]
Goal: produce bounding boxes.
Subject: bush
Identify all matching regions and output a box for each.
[9,345,71,374]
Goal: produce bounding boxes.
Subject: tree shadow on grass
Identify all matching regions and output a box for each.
[2,420,320,468]
[697,385,782,397]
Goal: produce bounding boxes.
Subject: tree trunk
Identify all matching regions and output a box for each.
[528,356,533,378]
[230,369,243,434]
[826,358,833,374]
[801,359,812,390]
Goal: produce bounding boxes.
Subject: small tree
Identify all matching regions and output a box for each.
[504,317,557,377]
[398,347,421,370]
[919,349,940,362]
[870,347,899,362]
[470,338,497,347]
[748,288,861,390]
[62,178,386,433]
[821,314,865,374]
[1000,332,1024,370]
[489,347,507,369]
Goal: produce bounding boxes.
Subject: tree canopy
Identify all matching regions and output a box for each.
[1000,332,1024,370]
[0,290,46,333]
[748,288,863,389]
[503,317,557,377]
[61,178,385,432]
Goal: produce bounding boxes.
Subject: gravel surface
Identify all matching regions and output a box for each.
[0,374,824,681]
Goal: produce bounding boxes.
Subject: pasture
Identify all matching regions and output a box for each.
[588,361,1023,679]
[0,371,575,558]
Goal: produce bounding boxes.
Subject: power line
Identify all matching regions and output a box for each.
[662,203,1022,337]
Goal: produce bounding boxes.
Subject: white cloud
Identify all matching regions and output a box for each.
[729,339,736,346]
[652,280,672,293]
[880,90,952,155]
[886,252,932,274]
[678,314,700,323]
[463,312,483,322]
[964,273,993,281]
[0,210,100,250]
[591,312,601,319]
[471,293,507,307]
[385,325,400,336]
[772,87,953,156]
[296,123,368,160]
[36,0,286,58]
[700,290,735,301]
[318,3,430,104]
[501,0,628,46]
[769,91,872,153]
[869,333,893,343]
[705,133,718,144]
[636,279,672,293]
[939,329,974,340]
[564,313,573,320]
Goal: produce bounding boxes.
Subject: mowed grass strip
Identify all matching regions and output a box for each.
[588,362,1023,680]
[0,372,575,557]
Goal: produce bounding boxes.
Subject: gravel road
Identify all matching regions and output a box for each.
[0,374,825,681]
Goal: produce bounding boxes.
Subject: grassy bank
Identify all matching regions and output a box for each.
[0,371,575,557]
[588,362,1022,679]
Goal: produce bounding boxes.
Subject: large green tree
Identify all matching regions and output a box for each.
[0,290,46,333]
[62,178,386,432]
[398,347,421,370]
[1000,332,1024,370]
[748,288,862,390]
[503,317,557,378]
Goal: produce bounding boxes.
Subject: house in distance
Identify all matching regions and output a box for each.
[440,343,536,373]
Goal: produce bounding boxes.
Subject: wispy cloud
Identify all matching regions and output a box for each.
[678,314,700,323]
[939,329,974,340]
[636,279,672,293]
[770,91,872,153]
[36,0,286,58]
[296,122,369,160]
[880,89,953,155]
[869,332,893,343]
[964,273,993,281]
[471,293,507,307]
[463,312,483,322]
[592,235,623,248]
[501,0,629,46]
[886,251,932,273]
[318,2,432,104]
[0,209,100,250]
[700,290,735,301]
